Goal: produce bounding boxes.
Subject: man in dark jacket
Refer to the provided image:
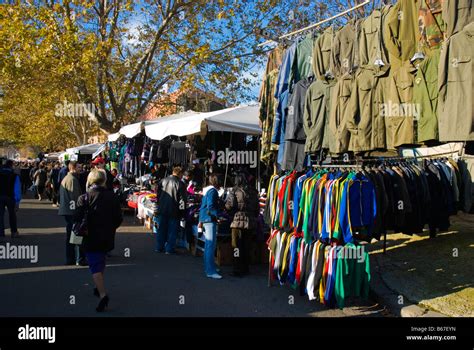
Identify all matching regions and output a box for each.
[58,161,84,265]
[0,160,21,238]
[154,166,187,254]
[57,160,70,188]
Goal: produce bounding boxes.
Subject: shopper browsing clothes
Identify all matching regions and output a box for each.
[75,169,122,312]
[154,166,187,254]
[58,161,85,265]
[0,160,21,238]
[199,174,222,280]
[225,174,259,277]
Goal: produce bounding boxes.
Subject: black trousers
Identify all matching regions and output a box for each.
[0,196,18,235]
[231,228,252,275]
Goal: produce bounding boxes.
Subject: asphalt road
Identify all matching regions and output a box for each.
[0,197,388,317]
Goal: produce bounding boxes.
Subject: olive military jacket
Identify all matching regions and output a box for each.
[303,79,335,153]
[347,64,390,152]
[438,22,474,141]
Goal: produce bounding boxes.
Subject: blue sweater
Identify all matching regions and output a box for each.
[0,168,21,204]
[199,187,219,223]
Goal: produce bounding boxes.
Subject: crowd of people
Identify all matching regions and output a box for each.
[154,166,259,280]
[1,155,260,311]
[1,157,121,312]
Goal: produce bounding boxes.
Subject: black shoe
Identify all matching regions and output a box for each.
[96,295,109,312]
[93,288,100,298]
[231,272,243,277]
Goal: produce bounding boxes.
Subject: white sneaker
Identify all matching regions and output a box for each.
[206,273,223,279]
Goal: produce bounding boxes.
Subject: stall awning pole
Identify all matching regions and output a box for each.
[257,136,261,192]
[224,132,232,189]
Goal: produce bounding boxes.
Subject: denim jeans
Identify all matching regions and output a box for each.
[203,222,218,276]
[0,196,17,235]
[155,215,178,253]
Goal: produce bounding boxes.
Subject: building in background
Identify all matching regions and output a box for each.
[140,88,227,121]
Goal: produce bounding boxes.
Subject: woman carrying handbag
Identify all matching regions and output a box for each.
[75,169,123,312]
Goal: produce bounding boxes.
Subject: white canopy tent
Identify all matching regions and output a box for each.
[44,152,63,161]
[115,111,199,140]
[205,105,261,134]
[118,122,142,139]
[144,105,261,140]
[107,132,121,142]
[64,143,104,160]
[92,144,106,159]
[145,112,205,140]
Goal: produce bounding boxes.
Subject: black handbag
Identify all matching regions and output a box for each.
[73,193,89,237]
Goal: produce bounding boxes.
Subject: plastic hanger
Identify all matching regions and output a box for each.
[411,42,425,62]
[374,57,385,66]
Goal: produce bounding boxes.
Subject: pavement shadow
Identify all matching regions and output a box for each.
[367,219,474,316]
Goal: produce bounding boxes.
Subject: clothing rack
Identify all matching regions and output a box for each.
[313,164,363,169]
[257,0,371,47]
[364,151,461,164]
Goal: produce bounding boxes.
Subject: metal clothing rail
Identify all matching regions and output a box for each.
[258,0,371,47]
[367,150,462,162]
[312,164,363,168]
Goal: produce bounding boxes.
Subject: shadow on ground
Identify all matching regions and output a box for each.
[368,213,474,317]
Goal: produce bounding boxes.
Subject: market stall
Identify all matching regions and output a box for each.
[256,0,474,309]
[62,143,104,162]
[102,105,266,265]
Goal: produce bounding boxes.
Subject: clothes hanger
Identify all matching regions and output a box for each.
[411,41,425,63]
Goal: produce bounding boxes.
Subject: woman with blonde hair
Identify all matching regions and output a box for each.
[75,168,122,312]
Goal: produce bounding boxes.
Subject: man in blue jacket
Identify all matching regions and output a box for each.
[0,160,21,238]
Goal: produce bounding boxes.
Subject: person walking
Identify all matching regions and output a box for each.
[29,163,39,198]
[48,162,60,207]
[199,174,222,279]
[44,164,53,202]
[57,160,70,193]
[58,161,84,265]
[20,163,31,195]
[0,160,21,238]
[154,166,187,254]
[225,174,259,277]
[33,163,47,201]
[75,169,122,312]
[76,163,89,194]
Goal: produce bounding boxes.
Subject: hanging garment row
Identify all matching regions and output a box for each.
[265,156,471,308]
[267,231,371,309]
[110,136,192,178]
[264,157,470,243]
[259,0,474,171]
